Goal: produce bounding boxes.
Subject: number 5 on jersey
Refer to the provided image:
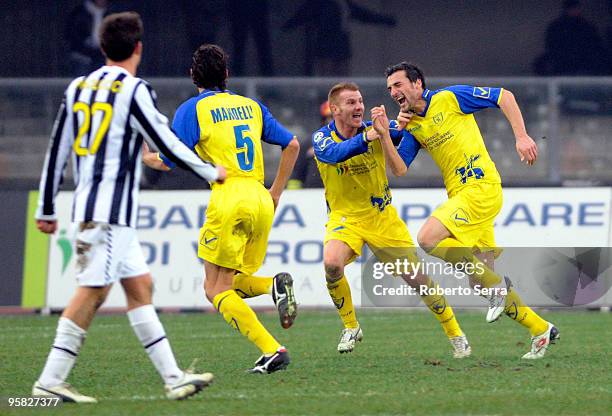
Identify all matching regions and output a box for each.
[72,102,113,156]
[234,124,254,171]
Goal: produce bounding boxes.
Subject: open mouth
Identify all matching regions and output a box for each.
[352,113,362,120]
[396,96,407,106]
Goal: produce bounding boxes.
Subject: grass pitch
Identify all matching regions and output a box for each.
[1,310,610,415]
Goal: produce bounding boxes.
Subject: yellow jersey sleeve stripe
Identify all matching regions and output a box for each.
[497,88,504,105]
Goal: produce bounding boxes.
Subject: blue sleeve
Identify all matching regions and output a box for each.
[363,119,404,145]
[312,128,369,164]
[388,119,404,146]
[397,131,421,167]
[258,101,294,148]
[160,99,200,169]
[444,85,503,114]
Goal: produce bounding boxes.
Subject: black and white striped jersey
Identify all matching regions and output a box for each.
[36,65,218,227]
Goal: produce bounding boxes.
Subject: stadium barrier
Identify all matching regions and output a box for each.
[15,187,611,310]
[1,77,612,188]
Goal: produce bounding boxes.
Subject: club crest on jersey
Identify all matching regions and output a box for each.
[473,87,491,99]
[200,229,219,250]
[433,112,444,125]
[455,154,485,184]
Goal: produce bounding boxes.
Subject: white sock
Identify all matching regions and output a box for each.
[38,317,86,387]
[127,304,182,384]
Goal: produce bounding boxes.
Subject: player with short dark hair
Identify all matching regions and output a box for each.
[144,44,300,374]
[98,11,143,62]
[313,82,471,357]
[32,12,223,403]
[384,62,559,359]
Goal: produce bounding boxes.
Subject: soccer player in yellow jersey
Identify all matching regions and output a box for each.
[385,62,559,359]
[313,82,471,358]
[144,45,299,373]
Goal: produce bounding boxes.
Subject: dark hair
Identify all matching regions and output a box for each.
[191,44,228,90]
[99,12,143,61]
[385,62,426,90]
[328,82,360,105]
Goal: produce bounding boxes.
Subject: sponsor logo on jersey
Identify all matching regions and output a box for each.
[336,164,349,175]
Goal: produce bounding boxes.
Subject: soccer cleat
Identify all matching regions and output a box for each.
[337,326,363,353]
[248,347,291,374]
[272,272,297,329]
[486,276,513,323]
[449,333,472,358]
[522,322,560,360]
[32,381,97,403]
[165,370,214,400]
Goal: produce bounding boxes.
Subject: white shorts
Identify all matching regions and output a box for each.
[74,222,149,287]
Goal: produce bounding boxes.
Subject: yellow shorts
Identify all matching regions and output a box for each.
[432,182,503,254]
[324,205,417,264]
[198,178,274,275]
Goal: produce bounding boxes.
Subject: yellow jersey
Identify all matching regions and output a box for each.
[313,120,419,218]
[162,89,294,188]
[404,86,503,197]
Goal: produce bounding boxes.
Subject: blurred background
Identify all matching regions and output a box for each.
[0,0,611,190]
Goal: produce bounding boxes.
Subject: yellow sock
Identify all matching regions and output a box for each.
[429,238,502,287]
[212,290,280,354]
[504,288,549,336]
[431,239,548,336]
[232,273,273,299]
[419,278,463,338]
[326,275,358,329]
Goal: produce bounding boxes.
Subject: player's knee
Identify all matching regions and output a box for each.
[324,262,344,282]
[91,289,109,310]
[123,277,153,306]
[417,229,437,252]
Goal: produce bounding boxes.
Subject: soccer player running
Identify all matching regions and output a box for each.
[313,82,471,357]
[143,44,299,374]
[384,62,559,359]
[33,12,224,403]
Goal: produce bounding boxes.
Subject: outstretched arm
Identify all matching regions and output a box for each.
[499,89,538,165]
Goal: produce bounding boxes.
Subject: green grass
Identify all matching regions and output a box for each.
[0,310,610,415]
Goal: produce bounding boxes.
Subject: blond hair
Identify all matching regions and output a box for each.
[328,82,360,106]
